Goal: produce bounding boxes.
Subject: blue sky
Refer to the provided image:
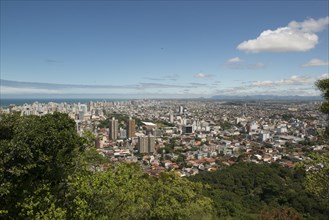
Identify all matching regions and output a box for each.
[1,0,328,98]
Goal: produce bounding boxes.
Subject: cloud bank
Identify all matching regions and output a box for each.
[0,79,203,96]
[252,74,327,87]
[1,73,325,98]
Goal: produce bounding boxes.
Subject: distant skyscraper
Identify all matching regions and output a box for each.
[137,135,155,153]
[152,128,162,137]
[148,135,155,153]
[182,125,193,134]
[78,111,85,121]
[127,117,136,139]
[119,128,127,139]
[109,117,118,140]
[242,103,247,117]
[179,106,184,115]
[138,136,149,153]
[169,112,174,123]
[79,104,87,114]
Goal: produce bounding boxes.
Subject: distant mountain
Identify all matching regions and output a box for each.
[210,95,322,101]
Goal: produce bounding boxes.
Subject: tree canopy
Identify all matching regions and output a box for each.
[189,162,328,219]
[316,78,329,115]
[0,113,214,219]
[302,78,329,201]
[0,112,83,218]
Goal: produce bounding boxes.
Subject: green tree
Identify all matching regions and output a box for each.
[149,171,214,219]
[63,163,152,219]
[304,153,329,200]
[303,79,329,201]
[0,113,83,218]
[81,130,96,148]
[315,78,329,115]
[63,163,214,219]
[17,183,67,220]
[189,162,328,219]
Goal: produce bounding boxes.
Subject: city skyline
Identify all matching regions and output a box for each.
[1,0,328,98]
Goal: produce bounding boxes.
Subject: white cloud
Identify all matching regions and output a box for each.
[227,57,242,63]
[194,73,213,78]
[137,83,193,89]
[237,17,329,53]
[302,58,329,67]
[318,73,329,79]
[237,27,318,53]
[0,79,199,95]
[195,73,206,78]
[252,75,315,88]
[249,63,265,69]
[213,86,320,97]
[288,17,329,32]
[226,57,265,69]
[276,75,312,85]
[252,80,274,87]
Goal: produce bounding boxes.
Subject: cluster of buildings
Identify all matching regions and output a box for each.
[1,99,328,176]
[109,117,136,140]
[108,116,155,153]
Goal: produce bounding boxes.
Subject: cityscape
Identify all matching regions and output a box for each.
[1,0,328,219]
[1,99,327,176]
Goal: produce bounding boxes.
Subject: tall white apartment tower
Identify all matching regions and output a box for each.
[109,117,118,141]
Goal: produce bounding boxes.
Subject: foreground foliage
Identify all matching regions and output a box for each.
[0,113,213,219]
[304,78,329,200]
[0,112,83,218]
[189,162,329,219]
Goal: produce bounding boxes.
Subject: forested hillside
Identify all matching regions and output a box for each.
[189,162,328,219]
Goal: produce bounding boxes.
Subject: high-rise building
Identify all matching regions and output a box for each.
[137,135,155,153]
[79,104,87,114]
[119,128,127,139]
[78,110,85,121]
[170,115,174,123]
[169,110,174,123]
[109,117,118,140]
[148,135,155,153]
[152,128,162,137]
[138,136,149,153]
[127,117,136,139]
[182,125,193,134]
[179,106,184,115]
[259,132,270,142]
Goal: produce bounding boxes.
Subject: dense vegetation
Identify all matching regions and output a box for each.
[0,113,213,219]
[189,162,328,219]
[0,112,83,218]
[306,78,329,200]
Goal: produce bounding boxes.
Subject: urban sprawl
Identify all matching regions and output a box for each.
[2,99,327,176]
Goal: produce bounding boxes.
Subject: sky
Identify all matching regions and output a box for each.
[1,0,329,99]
